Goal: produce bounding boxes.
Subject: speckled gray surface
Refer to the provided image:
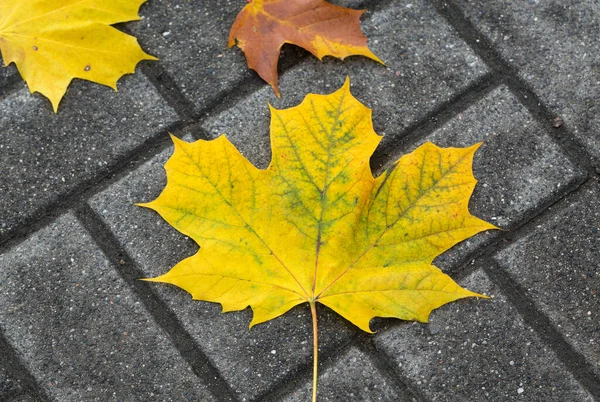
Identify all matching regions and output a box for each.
[0,74,178,237]
[0,214,215,401]
[494,183,600,377]
[0,0,599,400]
[454,0,600,165]
[375,270,594,401]
[130,0,254,114]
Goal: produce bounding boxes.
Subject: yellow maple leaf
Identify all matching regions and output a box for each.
[0,0,156,112]
[140,79,496,400]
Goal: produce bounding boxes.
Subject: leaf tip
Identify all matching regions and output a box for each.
[144,52,159,62]
[134,201,156,210]
[169,133,189,149]
[342,75,351,90]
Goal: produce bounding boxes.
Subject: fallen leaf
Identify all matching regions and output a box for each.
[0,0,156,112]
[228,0,383,95]
[141,79,496,400]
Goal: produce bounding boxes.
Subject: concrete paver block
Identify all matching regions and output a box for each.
[0,74,178,237]
[455,0,600,164]
[495,183,600,376]
[375,270,594,401]
[0,213,215,401]
[404,86,584,270]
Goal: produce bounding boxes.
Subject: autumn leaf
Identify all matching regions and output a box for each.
[0,0,156,112]
[228,0,383,96]
[140,79,496,400]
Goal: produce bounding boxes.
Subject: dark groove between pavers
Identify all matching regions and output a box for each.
[356,336,426,402]
[141,62,198,122]
[449,177,594,275]
[370,73,500,173]
[117,23,197,122]
[0,75,24,101]
[73,203,240,402]
[256,332,358,402]
[430,0,597,175]
[0,329,51,402]
[483,260,600,399]
[0,122,186,252]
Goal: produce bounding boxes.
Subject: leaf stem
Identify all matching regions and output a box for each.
[309,301,319,402]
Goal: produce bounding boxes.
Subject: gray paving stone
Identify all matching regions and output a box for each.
[494,183,600,376]
[0,59,19,88]
[202,0,488,169]
[0,213,215,401]
[88,135,355,401]
[131,0,369,114]
[283,347,406,402]
[0,74,178,237]
[6,394,37,402]
[454,0,600,164]
[403,86,584,271]
[375,270,594,402]
[130,0,258,113]
[0,366,20,398]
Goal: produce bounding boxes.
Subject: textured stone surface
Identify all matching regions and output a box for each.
[202,0,488,169]
[495,183,600,376]
[455,0,600,163]
[375,270,594,401]
[88,134,355,401]
[131,0,262,113]
[0,61,19,88]
[131,0,374,114]
[284,348,406,402]
[0,213,215,401]
[405,86,584,271]
[0,74,178,237]
[0,366,20,399]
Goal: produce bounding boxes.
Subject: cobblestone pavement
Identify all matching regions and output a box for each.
[1,0,599,401]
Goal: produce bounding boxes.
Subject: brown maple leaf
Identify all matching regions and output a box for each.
[228,0,383,95]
